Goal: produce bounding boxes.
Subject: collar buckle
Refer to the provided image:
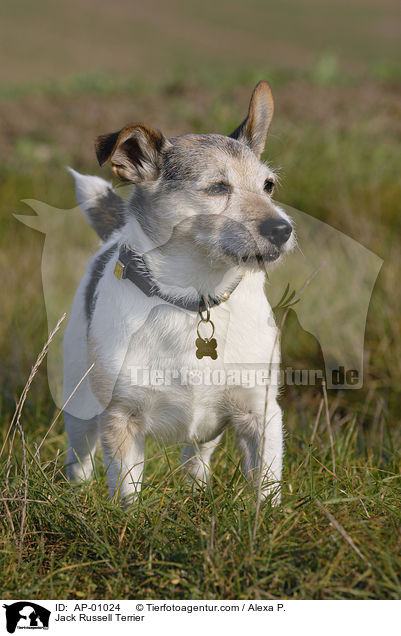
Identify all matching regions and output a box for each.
[114,259,126,280]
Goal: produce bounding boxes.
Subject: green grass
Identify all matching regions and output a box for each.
[1,69,400,599]
[1,380,400,599]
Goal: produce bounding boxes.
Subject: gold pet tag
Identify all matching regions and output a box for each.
[196,314,218,360]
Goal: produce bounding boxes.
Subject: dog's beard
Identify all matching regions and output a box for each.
[241,247,281,265]
[211,219,283,268]
[215,244,282,269]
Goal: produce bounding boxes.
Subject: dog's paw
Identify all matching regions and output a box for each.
[66,461,93,483]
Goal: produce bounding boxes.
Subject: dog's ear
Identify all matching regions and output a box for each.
[229,81,274,157]
[95,124,170,182]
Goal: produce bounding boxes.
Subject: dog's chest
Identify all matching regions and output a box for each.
[111,275,277,439]
[92,271,279,441]
[117,311,231,443]
[118,274,277,371]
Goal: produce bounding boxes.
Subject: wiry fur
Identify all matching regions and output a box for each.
[63,81,294,506]
[68,167,126,240]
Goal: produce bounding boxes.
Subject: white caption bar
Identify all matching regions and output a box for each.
[1,600,399,635]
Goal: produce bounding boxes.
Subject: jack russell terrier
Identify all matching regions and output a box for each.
[63,81,294,506]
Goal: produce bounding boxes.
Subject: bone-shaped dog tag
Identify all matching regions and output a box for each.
[195,336,218,360]
[196,313,218,360]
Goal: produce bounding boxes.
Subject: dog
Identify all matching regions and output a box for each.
[63,81,294,506]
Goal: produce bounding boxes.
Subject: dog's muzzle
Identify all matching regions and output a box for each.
[215,216,292,265]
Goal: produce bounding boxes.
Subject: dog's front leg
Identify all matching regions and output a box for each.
[235,398,283,505]
[65,413,99,482]
[99,407,145,505]
[181,433,223,487]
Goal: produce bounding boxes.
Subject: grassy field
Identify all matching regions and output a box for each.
[1,0,401,600]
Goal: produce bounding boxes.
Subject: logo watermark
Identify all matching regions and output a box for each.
[128,365,359,388]
[3,603,50,634]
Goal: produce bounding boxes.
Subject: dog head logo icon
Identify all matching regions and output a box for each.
[3,602,50,634]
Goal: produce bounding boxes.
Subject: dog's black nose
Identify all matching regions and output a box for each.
[259,218,292,247]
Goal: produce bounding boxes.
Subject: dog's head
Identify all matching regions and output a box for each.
[95,82,294,271]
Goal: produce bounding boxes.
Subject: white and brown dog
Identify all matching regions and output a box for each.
[63,81,294,505]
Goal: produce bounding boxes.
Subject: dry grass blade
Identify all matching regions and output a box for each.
[1,313,66,464]
[311,398,324,445]
[18,426,28,556]
[2,500,16,545]
[209,516,216,554]
[298,398,324,473]
[1,497,51,504]
[52,448,61,483]
[316,499,371,567]
[322,379,336,477]
[312,455,345,485]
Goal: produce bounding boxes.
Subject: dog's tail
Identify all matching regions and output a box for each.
[67,167,126,241]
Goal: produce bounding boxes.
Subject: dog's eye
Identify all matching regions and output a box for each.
[264,179,275,195]
[205,182,230,195]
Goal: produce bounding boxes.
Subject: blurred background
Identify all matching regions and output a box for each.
[1,0,400,82]
[0,0,400,600]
